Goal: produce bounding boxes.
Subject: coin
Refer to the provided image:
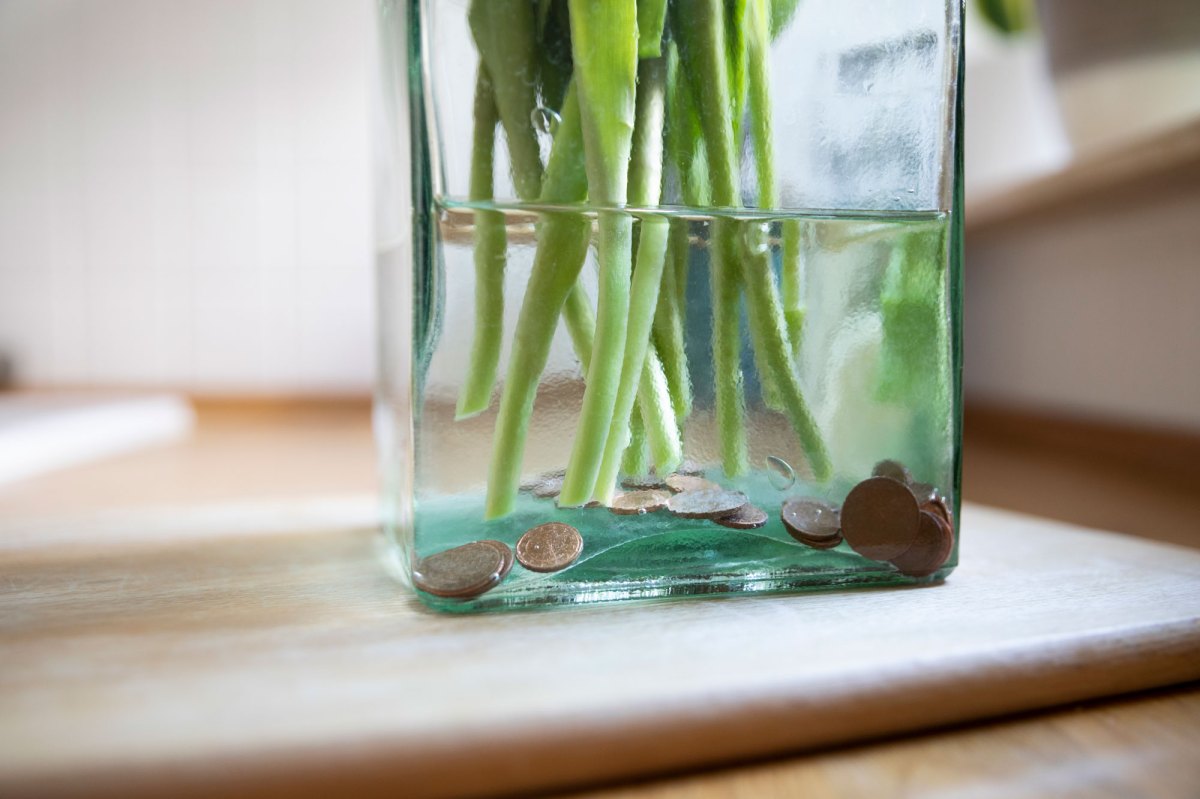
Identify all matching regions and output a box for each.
[478,539,514,583]
[872,459,912,484]
[921,494,953,529]
[520,468,565,492]
[413,541,505,598]
[621,475,667,491]
[909,481,938,504]
[531,474,565,499]
[797,532,843,550]
[839,476,921,561]
[665,474,722,494]
[715,504,769,529]
[609,489,671,515]
[673,459,706,476]
[781,498,842,543]
[515,522,583,573]
[890,510,954,577]
[667,489,749,519]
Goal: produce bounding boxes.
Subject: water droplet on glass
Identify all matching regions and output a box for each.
[766,456,795,490]
[531,106,561,136]
[743,221,770,256]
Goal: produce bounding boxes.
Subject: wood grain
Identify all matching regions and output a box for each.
[569,685,1200,799]
[2,505,1199,798]
[3,399,1200,798]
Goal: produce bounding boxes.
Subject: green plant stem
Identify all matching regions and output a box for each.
[468,0,544,200]
[678,0,831,480]
[675,0,749,475]
[621,407,650,475]
[485,86,591,519]
[743,0,785,410]
[567,277,685,481]
[592,57,680,503]
[780,219,805,360]
[456,67,507,419]
[563,282,596,376]
[558,0,640,507]
[637,0,669,57]
[652,219,692,421]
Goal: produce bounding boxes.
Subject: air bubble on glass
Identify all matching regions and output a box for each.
[766,456,796,490]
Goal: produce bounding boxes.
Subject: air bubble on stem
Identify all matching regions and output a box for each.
[531,106,561,136]
[743,222,771,256]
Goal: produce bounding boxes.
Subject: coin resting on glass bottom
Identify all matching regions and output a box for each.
[413,541,507,598]
[839,476,922,561]
[889,510,954,577]
[797,532,844,550]
[715,504,769,529]
[664,474,722,494]
[781,498,842,543]
[667,489,750,519]
[609,489,671,515]
[621,475,668,491]
[515,522,583,573]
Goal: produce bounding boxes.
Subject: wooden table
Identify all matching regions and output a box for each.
[2,400,1199,798]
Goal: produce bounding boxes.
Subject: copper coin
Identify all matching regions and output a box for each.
[667,489,749,519]
[515,522,583,573]
[909,481,938,504]
[797,532,843,550]
[890,510,954,577]
[665,474,721,494]
[840,476,921,561]
[478,539,514,583]
[872,459,912,484]
[781,498,842,543]
[621,475,667,491]
[609,489,671,515]
[715,504,769,529]
[921,494,953,529]
[413,541,505,598]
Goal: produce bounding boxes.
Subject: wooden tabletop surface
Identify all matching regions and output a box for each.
[2,399,1198,798]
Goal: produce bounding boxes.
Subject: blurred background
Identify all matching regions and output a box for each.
[0,0,1197,541]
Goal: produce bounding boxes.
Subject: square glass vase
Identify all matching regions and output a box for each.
[375,0,964,612]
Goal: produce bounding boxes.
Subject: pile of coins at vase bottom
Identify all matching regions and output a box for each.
[412,458,954,600]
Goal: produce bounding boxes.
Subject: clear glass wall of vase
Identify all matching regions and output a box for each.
[375,0,963,611]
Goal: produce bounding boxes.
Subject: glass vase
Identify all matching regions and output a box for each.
[375,0,964,612]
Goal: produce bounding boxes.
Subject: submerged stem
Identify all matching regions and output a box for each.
[558,0,640,507]
[485,86,590,519]
[457,66,507,419]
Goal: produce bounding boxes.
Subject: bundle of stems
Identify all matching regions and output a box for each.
[457,0,831,520]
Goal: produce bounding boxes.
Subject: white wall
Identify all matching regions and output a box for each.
[0,0,374,394]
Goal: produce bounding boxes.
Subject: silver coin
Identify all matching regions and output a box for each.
[667,489,749,519]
